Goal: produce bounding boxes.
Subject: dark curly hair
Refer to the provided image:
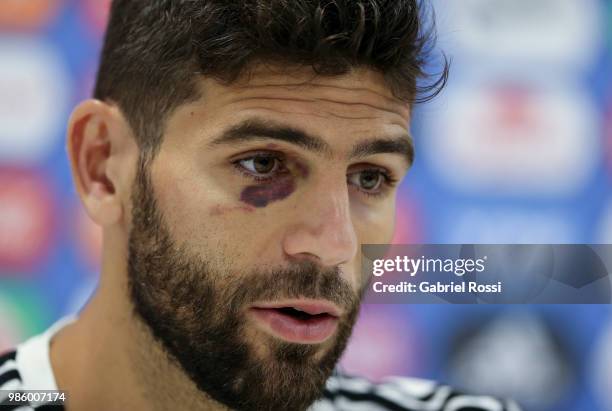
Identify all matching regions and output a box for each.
[94,0,448,154]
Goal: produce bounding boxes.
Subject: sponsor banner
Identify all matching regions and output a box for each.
[446,310,574,410]
[439,0,602,69]
[362,244,612,304]
[422,80,600,197]
[0,39,70,164]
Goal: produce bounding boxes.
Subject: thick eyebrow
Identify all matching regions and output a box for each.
[208,117,413,166]
[208,118,331,155]
[350,137,414,166]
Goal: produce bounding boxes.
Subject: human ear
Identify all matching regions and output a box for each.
[66,99,134,226]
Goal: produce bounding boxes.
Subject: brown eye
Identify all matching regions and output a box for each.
[348,169,384,191]
[238,154,281,176]
[253,156,276,173]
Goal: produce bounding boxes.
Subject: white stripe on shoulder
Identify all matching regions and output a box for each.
[325,374,455,410]
[380,376,438,398]
[325,374,373,394]
[443,395,504,411]
[323,373,523,411]
[0,359,18,376]
[375,382,452,410]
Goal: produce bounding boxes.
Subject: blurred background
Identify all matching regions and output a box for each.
[0,1,610,410]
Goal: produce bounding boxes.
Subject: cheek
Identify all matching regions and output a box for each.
[354,203,397,244]
[240,176,296,208]
[210,204,256,216]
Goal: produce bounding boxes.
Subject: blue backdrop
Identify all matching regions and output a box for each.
[0,1,610,410]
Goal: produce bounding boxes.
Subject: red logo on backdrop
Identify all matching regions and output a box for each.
[0,169,55,273]
[493,86,538,133]
[423,81,598,196]
[81,0,112,37]
[0,0,63,30]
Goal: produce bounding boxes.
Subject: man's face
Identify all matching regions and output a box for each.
[126,66,412,411]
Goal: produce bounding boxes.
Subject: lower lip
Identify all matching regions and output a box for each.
[248,308,339,344]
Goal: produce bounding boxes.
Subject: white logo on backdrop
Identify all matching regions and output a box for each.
[449,311,572,410]
[422,80,599,197]
[437,0,602,70]
[0,38,70,164]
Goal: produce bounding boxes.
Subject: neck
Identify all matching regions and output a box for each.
[50,244,230,411]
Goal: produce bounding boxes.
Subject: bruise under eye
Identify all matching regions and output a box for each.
[240,175,296,208]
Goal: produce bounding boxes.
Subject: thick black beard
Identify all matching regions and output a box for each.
[126,156,361,411]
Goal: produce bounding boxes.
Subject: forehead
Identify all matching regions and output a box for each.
[161,65,413,157]
[199,65,411,125]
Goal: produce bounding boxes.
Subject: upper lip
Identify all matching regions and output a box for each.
[250,298,342,317]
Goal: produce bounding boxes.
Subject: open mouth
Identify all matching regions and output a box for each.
[248,301,340,344]
[274,306,333,321]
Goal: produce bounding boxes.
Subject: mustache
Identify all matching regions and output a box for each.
[226,260,358,313]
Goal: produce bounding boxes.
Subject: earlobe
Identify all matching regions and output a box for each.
[67,100,124,226]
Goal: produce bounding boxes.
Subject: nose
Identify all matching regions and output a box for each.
[282,177,358,268]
